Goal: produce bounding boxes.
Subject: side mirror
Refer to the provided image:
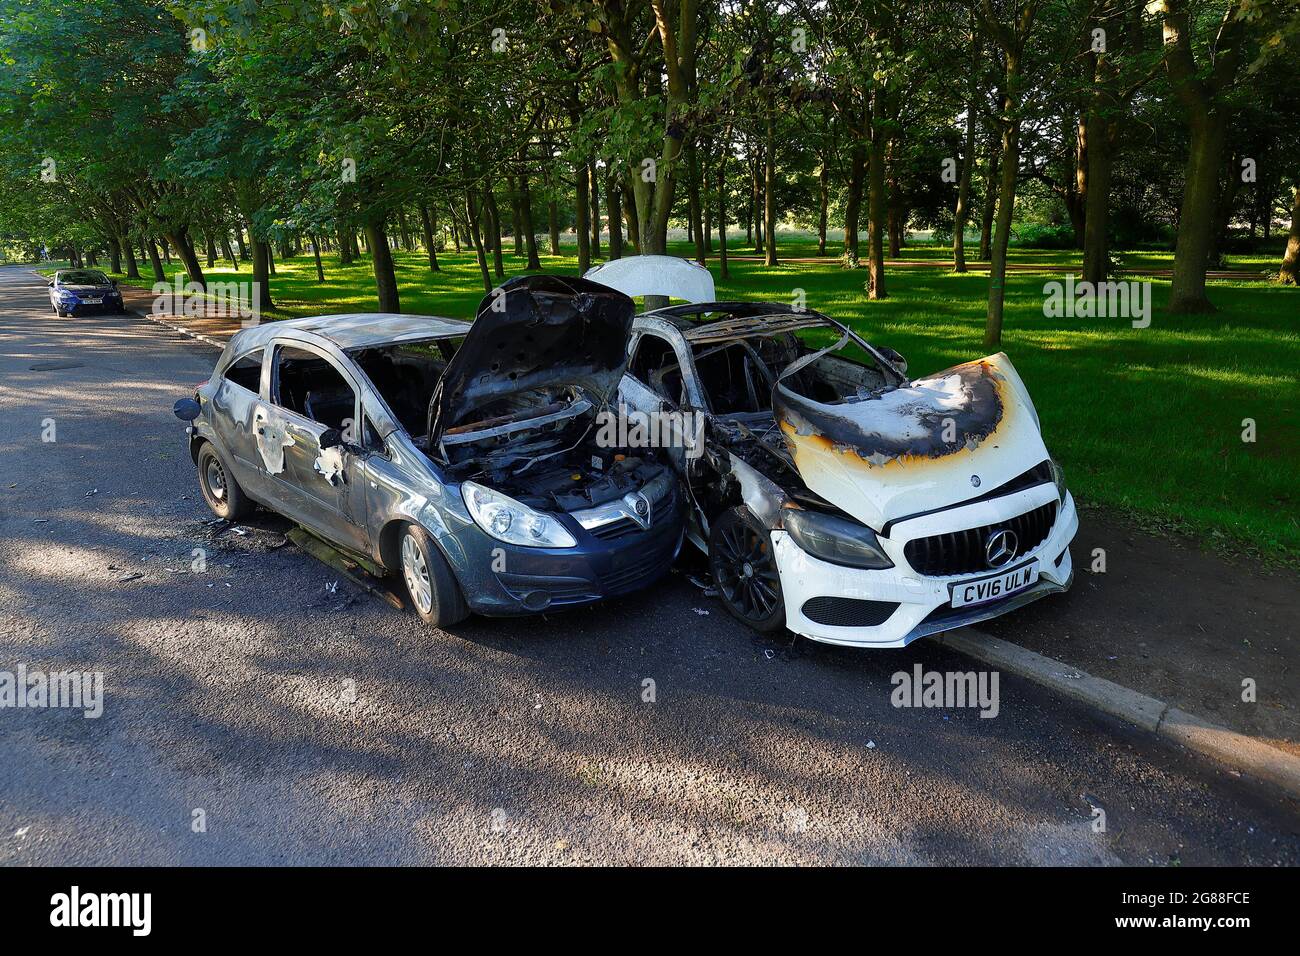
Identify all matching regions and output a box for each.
[47,280,54,288]
[111,278,118,287]
[319,427,343,449]
[172,398,201,422]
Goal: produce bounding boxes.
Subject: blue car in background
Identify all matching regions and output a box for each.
[47,269,125,316]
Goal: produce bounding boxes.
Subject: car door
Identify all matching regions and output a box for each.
[210,348,274,498]
[266,340,369,553]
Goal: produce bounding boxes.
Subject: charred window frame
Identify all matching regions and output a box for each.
[221,348,265,395]
[269,341,362,434]
[627,330,701,409]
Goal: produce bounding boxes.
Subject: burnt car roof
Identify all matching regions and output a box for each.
[228,312,471,352]
[639,301,836,342]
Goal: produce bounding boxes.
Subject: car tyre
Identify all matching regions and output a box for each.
[196,441,253,521]
[399,523,469,628]
[708,505,785,634]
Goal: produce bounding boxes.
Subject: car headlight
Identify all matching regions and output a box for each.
[461,481,577,548]
[1049,458,1067,502]
[782,507,893,570]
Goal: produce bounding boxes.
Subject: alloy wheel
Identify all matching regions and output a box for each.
[401,533,433,615]
[713,521,781,622]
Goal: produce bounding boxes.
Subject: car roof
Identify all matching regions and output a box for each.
[635,301,835,342]
[232,312,472,352]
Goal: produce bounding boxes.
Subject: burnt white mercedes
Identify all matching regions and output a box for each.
[587,256,1078,649]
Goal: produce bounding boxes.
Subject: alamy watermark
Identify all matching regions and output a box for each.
[152,275,261,325]
[891,664,999,718]
[594,406,706,460]
[0,665,103,718]
[1043,275,1151,328]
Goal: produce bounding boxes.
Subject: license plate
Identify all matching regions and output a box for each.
[83,298,103,304]
[949,561,1039,608]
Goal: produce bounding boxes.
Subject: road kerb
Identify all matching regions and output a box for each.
[941,627,1300,798]
[1156,706,1300,796]
[132,309,226,350]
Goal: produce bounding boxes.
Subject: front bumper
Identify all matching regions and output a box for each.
[440,485,687,617]
[774,487,1078,648]
[59,295,123,314]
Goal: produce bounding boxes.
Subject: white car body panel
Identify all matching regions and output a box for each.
[781,352,1049,530]
[775,490,1078,647]
[584,255,716,304]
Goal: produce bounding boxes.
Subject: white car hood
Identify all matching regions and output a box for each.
[774,352,1049,530]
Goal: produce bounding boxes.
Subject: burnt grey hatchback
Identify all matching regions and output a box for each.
[174,275,685,626]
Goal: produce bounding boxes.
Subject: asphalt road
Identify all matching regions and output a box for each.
[1,264,1296,865]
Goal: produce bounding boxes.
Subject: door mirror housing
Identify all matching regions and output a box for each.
[318,427,343,449]
[172,398,201,422]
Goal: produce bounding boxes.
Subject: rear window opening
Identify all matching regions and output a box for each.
[223,350,263,392]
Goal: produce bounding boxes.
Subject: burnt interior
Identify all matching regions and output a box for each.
[633,328,900,519]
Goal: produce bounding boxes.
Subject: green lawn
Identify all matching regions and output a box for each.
[100,241,1299,563]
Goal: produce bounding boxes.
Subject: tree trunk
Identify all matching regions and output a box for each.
[763,114,778,266]
[978,127,999,261]
[220,233,238,269]
[866,111,887,299]
[108,236,122,274]
[547,198,560,256]
[312,235,325,281]
[363,220,400,312]
[688,141,706,264]
[985,64,1022,349]
[447,206,462,254]
[251,241,274,313]
[165,229,206,291]
[396,209,412,252]
[1278,185,1300,285]
[575,162,591,274]
[486,188,504,279]
[1070,112,1087,250]
[1169,112,1227,312]
[844,139,866,260]
[589,161,601,259]
[1081,113,1116,285]
[145,237,165,282]
[622,181,640,255]
[122,235,140,278]
[419,204,439,272]
[953,103,976,273]
[511,189,524,256]
[204,231,217,268]
[518,176,541,270]
[817,162,829,256]
[606,169,623,261]
[718,139,730,281]
[466,191,492,293]
[337,224,353,264]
